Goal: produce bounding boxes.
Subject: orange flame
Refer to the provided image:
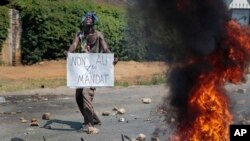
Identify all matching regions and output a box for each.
[171,21,250,141]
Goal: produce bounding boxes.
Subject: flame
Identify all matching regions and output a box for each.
[170,20,250,141]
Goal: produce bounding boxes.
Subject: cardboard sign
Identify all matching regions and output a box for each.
[67,53,114,88]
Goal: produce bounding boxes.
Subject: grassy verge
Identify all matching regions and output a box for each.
[0,73,166,93]
[115,73,166,87]
[0,78,66,93]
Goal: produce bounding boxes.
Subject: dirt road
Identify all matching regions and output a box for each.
[0,60,167,83]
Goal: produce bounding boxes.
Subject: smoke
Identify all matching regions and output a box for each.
[134,0,230,56]
[128,0,231,109]
[126,0,233,138]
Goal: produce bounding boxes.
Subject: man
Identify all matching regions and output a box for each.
[66,12,118,134]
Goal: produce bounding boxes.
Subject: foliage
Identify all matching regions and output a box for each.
[123,9,147,61]
[0,6,9,51]
[10,0,127,64]
[125,5,183,62]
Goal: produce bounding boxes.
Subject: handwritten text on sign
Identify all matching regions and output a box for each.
[67,53,114,88]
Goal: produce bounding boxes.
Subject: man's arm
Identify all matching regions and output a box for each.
[65,34,80,55]
[98,32,118,65]
[98,32,111,53]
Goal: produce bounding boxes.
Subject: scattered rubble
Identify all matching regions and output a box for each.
[30,118,39,126]
[235,88,247,94]
[151,136,160,141]
[119,118,126,122]
[42,112,51,120]
[113,107,126,114]
[21,119,28,123]
[102,111,110,116]
[10,112,17,115]
[113,107,119,111]
[20,117,27,123]
[236,100,246,105]
[136,133,146,141]
[144,118,151,121]
[42,98,49,101]
[170,117,175,123]
[142,98,151,104]
[117,108,126,114]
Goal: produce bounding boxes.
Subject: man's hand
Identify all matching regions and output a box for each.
[113,57,119,66]
[64,50,70,57]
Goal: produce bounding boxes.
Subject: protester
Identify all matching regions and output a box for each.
[66,12,118,134]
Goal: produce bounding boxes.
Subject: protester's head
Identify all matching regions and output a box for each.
[81,12,98,27]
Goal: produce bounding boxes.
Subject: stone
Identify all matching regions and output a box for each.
[136,133,146,141]
[42,112,51,120]
[144,118,152,121]
[235,88,247,94]
[21,119,27,123]
[10,112,17,115]
[102,111,110,116]
[42,98,49,101]
[30,121,39,126]
[31,118,38,122]
[151,136,160,141]
[171,117,175,123]
[236,100,246,105]
[118,118,125,122]
[112,107,119,111]
[30,119,39,126]
[142,98,152,104]
[117,108,126,114]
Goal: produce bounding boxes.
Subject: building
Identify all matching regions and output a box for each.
[229,0,250,25]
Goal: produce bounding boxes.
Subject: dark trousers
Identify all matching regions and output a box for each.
[75,88,100,126]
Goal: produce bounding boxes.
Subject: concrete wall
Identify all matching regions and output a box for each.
[1,9,21,66]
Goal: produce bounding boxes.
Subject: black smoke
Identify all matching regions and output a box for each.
[126,0,231,137]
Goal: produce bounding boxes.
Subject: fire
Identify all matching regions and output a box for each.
[171,20,250,141]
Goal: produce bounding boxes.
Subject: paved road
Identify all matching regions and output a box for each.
[1,80,250,141]
[0,85,168,141]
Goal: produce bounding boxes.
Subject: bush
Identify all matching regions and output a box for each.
[0,6,9,51]
[11,0,127,64]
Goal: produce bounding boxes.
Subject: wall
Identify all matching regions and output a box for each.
[1,9,21,66]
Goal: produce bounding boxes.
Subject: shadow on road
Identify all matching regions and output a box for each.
[43,119,82,131]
